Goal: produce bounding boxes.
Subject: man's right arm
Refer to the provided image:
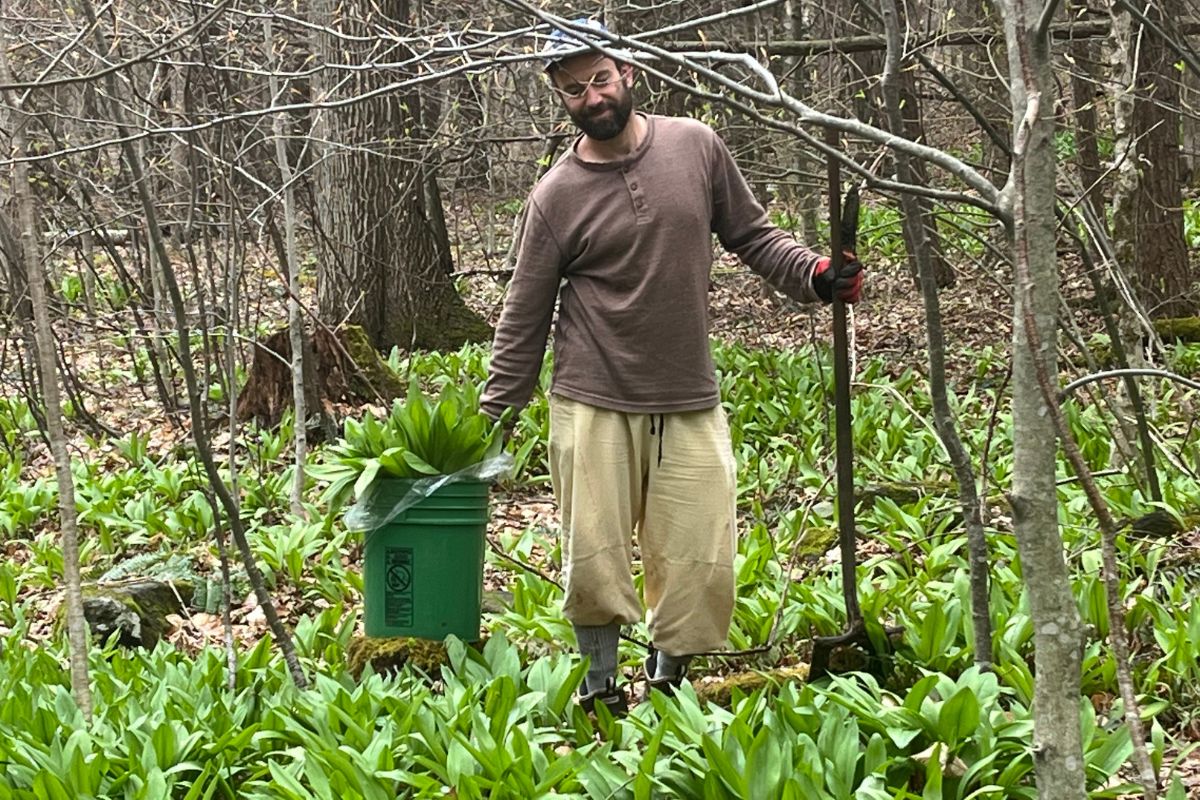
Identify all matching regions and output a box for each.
[481,198,564,421]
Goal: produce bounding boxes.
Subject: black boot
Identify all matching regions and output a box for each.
[642,647,689,698]
[578,676,629,716]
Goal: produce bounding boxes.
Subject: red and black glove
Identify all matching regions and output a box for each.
[813,251,864,304]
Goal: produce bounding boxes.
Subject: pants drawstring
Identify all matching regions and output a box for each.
[650,414,665,467]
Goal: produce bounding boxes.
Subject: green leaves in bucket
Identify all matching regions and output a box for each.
[312,379,504,506]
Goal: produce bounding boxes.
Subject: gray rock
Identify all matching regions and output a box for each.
[82,578,192,649]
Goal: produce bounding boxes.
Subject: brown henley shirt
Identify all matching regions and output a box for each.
[481,114,825,418]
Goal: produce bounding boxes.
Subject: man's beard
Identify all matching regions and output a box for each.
[569,90,633,141]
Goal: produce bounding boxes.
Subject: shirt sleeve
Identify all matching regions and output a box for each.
[481,197,563,420]
[707,131,824,303]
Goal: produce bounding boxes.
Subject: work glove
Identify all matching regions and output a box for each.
[812,251,864,304]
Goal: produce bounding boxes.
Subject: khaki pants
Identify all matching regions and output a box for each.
[548,395,737,656]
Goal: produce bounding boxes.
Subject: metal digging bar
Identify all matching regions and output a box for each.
[807,127,896,681]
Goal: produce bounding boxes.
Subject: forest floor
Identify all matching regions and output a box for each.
[10,241,1200,790]
[463,252,1200,792]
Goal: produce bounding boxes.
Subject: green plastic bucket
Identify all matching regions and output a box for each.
[361,479,490,640]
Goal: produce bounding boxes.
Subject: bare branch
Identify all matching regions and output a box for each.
[1114,0,1200,75]
[0,0,235,93]
[1059,369,1200,400]
[500,0,1003,213]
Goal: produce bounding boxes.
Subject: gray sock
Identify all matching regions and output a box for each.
[654,651,692,681]
[574,623,620,693]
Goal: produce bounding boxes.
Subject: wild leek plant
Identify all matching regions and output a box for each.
[312,379,504,506]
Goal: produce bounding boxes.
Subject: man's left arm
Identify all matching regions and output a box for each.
[708,133,862,305]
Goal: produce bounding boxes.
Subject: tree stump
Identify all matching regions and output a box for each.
[237,324,406,428]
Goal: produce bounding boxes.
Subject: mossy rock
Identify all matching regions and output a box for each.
[482,590,514,614]
[81,578,193,649]
[793,527,837,558]
[1121,507,1200,540]
[1081,317,1200,368]
[695,666,810,708]
[346,636,447,680]
[346,635,489,681]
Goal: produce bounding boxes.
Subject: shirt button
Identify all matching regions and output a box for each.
[630,182,638,190]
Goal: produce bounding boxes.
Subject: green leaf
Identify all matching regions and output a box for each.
[937,687,980,746]
[701,735,746,797]
[1086,726,1132,780]
[904,674,941,714]
[31,771,72,800]
[635,723,668,800]
[267,761,314,799]
[353,459,381,498]
[401,451,441,476]
[321,379,499,486]
[180,764,218,800]
[377,448,410,477]
[746,728,784,799]
[922,743,944,800]
[550,659,590,718]
[863,733,888,775]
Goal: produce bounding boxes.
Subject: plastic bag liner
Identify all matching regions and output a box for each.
[344,452,514,532]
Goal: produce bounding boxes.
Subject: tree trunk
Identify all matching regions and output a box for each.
[0,209,30,321]
[889,20,955,288]
[955,0,1012,183]
[76,0,308,689]
[1107,0,1172,501]
[1066,2,1107,222]
[996,2,1087,797]
[314,0,491,352]
[0,72,31,324]
[879,0,990,669]
[1183,64,1200,188]
[1126,4,1192,318]
[851,2,954,288]
[783,0,821,245]
[265,16,308,518]
[0,30,93,719]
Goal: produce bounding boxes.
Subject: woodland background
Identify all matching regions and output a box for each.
[2,0,1200,798]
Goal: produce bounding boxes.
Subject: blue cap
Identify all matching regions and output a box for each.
[539,18,630,70]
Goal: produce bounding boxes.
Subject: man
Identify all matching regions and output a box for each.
[481,19,863,715]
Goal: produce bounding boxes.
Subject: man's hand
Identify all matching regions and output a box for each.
[813,251,864,304]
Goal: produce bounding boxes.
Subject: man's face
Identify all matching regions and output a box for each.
[549,54,634,141]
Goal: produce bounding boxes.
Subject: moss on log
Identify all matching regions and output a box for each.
[1125,509,1181,538]
[1154,316,1200,343]
[793,527,837,558]
[856,480,955,508]
[695,666,810,707]
[394,302,493,354]
[340,324,406,400]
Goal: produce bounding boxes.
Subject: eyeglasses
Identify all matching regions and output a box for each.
[549,70,621,100]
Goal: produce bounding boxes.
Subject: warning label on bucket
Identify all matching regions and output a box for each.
[385,547,414,626]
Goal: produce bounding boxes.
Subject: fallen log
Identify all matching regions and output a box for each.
[1154,317,1200,343]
